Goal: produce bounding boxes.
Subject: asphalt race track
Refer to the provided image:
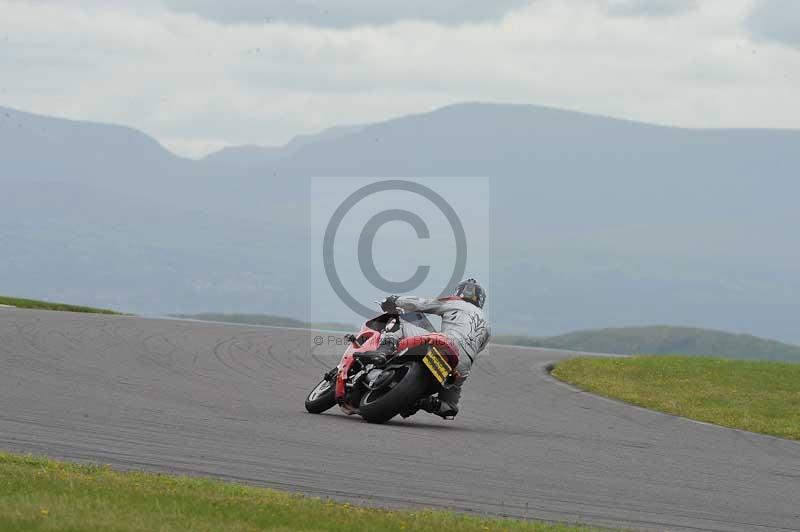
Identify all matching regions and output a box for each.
[1,309,799,531]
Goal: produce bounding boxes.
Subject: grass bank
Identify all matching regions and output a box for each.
[0,296,122,315]
[0,452,601,532]
[552,356,800,440]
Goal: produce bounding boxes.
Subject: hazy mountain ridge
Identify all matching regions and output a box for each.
[203,124,366,167]
[0,106,183,181]
[3,102,800,342]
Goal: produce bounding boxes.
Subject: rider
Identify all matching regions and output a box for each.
[362,278,490,419]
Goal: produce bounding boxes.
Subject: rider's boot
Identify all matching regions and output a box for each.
[417,395,459,419]
[355,335,398,367]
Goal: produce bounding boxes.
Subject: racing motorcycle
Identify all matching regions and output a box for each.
[304,311,460,423]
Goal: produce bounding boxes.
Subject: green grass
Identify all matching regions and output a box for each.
[0,296,122,315]
[552,356,800,440]
[0,452,602,532]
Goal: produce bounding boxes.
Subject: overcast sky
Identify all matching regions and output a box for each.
[1,0,798,157]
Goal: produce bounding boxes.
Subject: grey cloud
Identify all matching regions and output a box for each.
[602,0,698,17]
[163,0,532,27]
[746,0,800,48]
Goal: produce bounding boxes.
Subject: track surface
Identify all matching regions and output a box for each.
[1,309,799,531]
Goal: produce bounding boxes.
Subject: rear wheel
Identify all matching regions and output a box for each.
[359,360,432,424]
[305,374,337,414]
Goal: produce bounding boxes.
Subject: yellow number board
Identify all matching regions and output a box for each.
[422,346,453,385]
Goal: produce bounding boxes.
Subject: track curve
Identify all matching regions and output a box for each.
[1,309,798,531]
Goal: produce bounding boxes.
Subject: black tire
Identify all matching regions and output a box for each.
[305,377,336,414]
[359,360,432,424]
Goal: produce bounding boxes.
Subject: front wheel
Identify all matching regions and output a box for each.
[305,374,337,414]
[359,360,432,424]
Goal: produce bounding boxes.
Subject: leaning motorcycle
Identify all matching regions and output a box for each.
[304,311,459,423]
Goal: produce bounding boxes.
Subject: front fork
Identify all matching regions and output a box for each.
[323,367,338,382]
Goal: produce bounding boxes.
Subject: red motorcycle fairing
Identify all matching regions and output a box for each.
[334,326,380,412]
[397,332,460,369]
[334,315,461,413]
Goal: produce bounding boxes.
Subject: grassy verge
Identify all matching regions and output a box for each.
[0,452,601,532]
[0,296,122,315]
[552,356,800,440]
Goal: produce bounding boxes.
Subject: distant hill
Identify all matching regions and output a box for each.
[496,326,800,361]
[203,124,365,167]
[171,313,353,332]
[3,102,800,343]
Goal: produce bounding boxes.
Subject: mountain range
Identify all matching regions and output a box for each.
[2,102,799,343]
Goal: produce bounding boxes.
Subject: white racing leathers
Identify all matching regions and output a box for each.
[386,296,491,408]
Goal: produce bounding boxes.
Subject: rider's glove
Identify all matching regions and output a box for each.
[380,295,400,313]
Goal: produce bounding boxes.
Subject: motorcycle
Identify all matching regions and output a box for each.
[304,311,460,423]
